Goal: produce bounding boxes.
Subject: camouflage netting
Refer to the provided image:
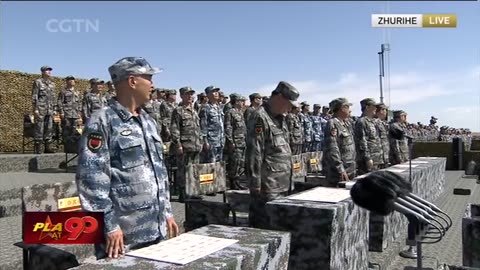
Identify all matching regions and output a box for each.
[0,70,92,152]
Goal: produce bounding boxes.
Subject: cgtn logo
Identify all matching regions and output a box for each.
[24,212,104,244]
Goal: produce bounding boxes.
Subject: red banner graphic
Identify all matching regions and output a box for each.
[23,212,104,244]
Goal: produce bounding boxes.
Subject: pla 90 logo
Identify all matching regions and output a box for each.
[24,212,104,244]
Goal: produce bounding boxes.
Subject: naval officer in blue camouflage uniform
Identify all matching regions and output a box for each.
[76,57,179,260]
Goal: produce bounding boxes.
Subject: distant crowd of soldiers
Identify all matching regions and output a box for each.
[31,65,473,196]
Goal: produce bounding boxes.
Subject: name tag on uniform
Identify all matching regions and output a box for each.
[57,196,82,212]
[310,159,318,165]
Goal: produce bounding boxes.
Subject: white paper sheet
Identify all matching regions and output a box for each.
[419,157,440,159]
[411,161,429,164]
[393,164,419,168]
[287,187,351,203]
[126,234,238,265]
[384,168,406,173]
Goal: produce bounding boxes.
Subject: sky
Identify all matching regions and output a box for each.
[1,1,479,131]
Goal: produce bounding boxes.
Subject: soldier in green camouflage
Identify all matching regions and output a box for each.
[389,110,409,165]
[246,81,299,229]
[244,92,262,126]
[32,65,56,154]
[224,94,248,190]
[104,81,116,102]
[354,98,383,174]
[374,103,390,169]
[159,89,177,142]
[194,92,208,113]
[82,78,106,123]
[285,102,303,155]
[57,76,82,143]
[170,86,203,201]
[323,98,356,186]
[142,89,162,135]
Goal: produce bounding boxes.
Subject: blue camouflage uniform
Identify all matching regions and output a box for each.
[76,57,172,257]
[199,86,225,163]
[310,107,327,151]
[300,111,313,152]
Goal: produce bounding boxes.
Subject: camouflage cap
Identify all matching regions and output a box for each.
[249,93,262,99]
[166,89,177,95]
[329,97,353,111]
[237,95,246,101]
[179,86,195,95]
[291,100,300,108]
[431,116,438,120]
[41,65,52,72]
[376,102,388,109]
[157,88,167,93]
[360,98,378,108]
[65,76,75,81]
[313,104,321,108]
[198,92,207,97]
[219,91,225,97]
[272,81,300,106]
[262,96,269,100]
[89,78,105,84]
[229,93,240,100]
[108,57,162,84]
[205,85,220,94]
[393,110,407,117]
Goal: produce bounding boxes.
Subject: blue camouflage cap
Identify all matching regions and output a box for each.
[108,57,162,84]
[205,85,220,94]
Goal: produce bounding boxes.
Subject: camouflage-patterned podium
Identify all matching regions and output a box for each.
[462,203,480,268]
[292,154,307,180]
[364,157,447,251]
[302,151,323,174]
[13,181,95,270]
[70,225,291,270]
[184,161,230,231]
[266,189,369,270]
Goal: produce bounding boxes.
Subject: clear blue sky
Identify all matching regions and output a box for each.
[1,1,479,131]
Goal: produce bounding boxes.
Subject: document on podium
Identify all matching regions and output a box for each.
[384,168,406,173]
[288,187,351,203]
[126,233,238,265]
[393,164,419,168]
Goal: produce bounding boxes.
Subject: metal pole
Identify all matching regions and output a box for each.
[417,241,422,270]
[378,51,385,104]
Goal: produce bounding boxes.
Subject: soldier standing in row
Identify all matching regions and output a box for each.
[32,65,56,154]
[57,76,82,142]
[246,81,299,229]
[354,98,383,174]
[323,98,356,186]
[321,106,331,121]
[300,102,313,152]
[311,104,327,151]
[170,86,203,201]
[159,89,176,142]
[194,92,208,113]
[244,92,262,126]
[389,110,409,165]
[374,103,390,169]
[82,78,106,123]
[224,94,248,190]
[222,93,234,114]
[104,81,116,102]
[286,103,303,155]
[142,89,161,135]
[199,86,225,163]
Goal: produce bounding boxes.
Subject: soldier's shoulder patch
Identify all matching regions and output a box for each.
[255,117,263,135]
[330,128,337,137]
[87,132,103,152]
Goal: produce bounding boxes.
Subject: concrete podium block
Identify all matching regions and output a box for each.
[266,191,369,270]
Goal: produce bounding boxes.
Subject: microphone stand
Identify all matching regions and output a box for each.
[400,136,418,259]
